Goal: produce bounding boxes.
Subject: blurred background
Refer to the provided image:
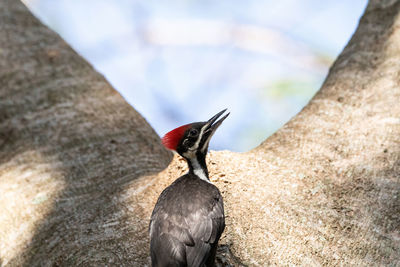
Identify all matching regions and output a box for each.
[24,0,367,152]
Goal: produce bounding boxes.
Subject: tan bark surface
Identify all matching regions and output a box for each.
[1,0,399,266]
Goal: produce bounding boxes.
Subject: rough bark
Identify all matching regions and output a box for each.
[0,0,172,265]
[0,0,399,266]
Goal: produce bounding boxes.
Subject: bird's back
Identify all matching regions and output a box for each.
[150,173,225,267]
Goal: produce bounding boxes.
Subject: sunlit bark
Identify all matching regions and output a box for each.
[0,0,399,266]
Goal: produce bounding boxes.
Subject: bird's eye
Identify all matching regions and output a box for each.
[188,129,198,137]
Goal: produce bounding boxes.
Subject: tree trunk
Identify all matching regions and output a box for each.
[1,0,399,266]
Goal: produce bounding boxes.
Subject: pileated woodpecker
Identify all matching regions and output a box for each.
[150,109,229,267]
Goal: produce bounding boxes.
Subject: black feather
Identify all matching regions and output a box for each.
[149,173,225,267]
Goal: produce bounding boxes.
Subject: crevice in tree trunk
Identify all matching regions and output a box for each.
[1,0,399,266]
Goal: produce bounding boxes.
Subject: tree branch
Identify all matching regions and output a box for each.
[0,0,399,266]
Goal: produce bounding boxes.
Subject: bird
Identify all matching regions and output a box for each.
[149,109,229,267]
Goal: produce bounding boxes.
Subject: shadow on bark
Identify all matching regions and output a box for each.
[0,1,173,266]
[322,150,400,265]
[2,0,400,266]
[2,74,173,265]
[2,81,173,265]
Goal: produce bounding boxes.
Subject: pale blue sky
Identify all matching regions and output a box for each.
[26,0,367,151]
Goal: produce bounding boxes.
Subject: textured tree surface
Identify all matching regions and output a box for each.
[0,0,399,266]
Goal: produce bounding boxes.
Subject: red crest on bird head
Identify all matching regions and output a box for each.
[161,124,191,151]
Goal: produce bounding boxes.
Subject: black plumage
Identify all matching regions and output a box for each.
[150,109,229,267]
[150,173,225,267]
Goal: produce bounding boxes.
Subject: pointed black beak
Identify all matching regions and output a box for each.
[205,109,230,134]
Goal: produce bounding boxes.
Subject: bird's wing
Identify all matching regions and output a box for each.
[185,195,225,267]
[149,179,225,267]
[150,213,194,266]
[150,232,187,266]
[150,213,195,246]
[187,195,225,243]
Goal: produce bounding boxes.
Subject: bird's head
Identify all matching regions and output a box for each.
[161,109,229,160]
